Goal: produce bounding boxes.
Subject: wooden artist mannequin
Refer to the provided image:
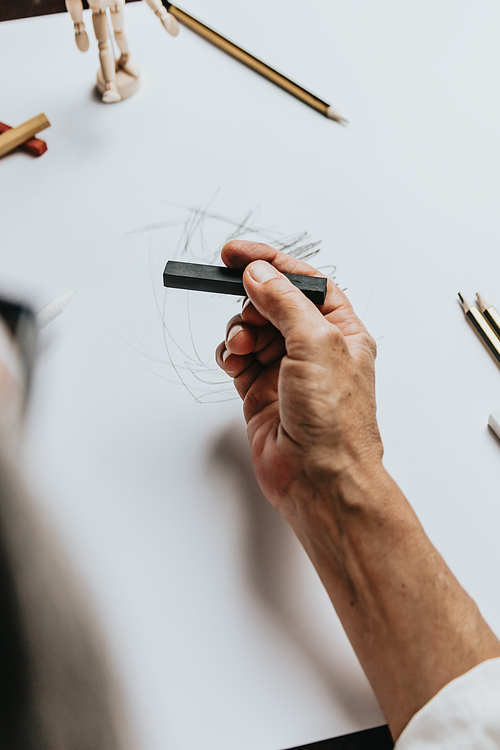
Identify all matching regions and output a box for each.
[65,0,178,103]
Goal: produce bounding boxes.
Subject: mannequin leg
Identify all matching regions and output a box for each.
[92,10,121,103]
[109,1,140,78]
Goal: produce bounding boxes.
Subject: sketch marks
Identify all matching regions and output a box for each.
[127,203,335,403]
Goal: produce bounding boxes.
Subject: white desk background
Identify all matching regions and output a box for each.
[2,2,500,748]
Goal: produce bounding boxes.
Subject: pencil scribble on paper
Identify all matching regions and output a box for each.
[126,201,336,403]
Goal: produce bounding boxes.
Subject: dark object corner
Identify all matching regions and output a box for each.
[286,725,394,750]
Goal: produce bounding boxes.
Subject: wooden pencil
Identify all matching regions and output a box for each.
[163,3,346,123]
[476,293,500,340]
[458,292,500,364]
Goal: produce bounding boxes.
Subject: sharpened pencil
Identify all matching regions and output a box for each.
[458,292,500,364]
[163,2,346,123]
[476,293,500,341]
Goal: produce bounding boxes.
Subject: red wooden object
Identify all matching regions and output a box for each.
[0,121,47,156]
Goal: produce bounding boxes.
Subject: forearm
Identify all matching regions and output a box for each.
[216,245,500,738]
[65,0,84,24]
[288,461,500,739]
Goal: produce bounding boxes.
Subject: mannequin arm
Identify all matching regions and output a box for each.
[65,0,90,51]
[142,0,179,36]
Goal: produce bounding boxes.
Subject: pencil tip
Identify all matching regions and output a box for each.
[476,292,490,313]
[326,106,348,125]
[458,292,471,312]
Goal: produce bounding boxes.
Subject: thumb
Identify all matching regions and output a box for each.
[242,260,329,347]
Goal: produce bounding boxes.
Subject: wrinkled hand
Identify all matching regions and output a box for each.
[216,240,383,517]
[216,242,500,743]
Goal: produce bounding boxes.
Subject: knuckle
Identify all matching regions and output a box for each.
[361,332,377,360]
[265,282,302,314]
[225,314,242,338]
[313,324,344,352]
[287,322,342,358]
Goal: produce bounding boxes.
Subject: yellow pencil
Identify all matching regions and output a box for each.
[165,3,346,123]
[476,293,500,341]
[459,292,500,364]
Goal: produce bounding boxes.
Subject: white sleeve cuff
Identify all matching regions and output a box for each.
[395,657,500,749]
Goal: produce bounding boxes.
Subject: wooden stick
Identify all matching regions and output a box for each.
[164,3,346,124]
[0,114,51,159]
[0,122,47,157]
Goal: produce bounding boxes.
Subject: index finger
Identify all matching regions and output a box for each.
[221,240,365,338]
[222,239,327,279]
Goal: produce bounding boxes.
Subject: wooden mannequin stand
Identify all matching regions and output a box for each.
[65,0,178,103]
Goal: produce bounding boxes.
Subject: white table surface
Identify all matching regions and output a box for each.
[2,2,500,748]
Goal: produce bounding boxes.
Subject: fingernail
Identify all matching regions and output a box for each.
[242,297,251,311]
[248,261,279,284]
[227,324,244,342]
[222,348,230,363]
